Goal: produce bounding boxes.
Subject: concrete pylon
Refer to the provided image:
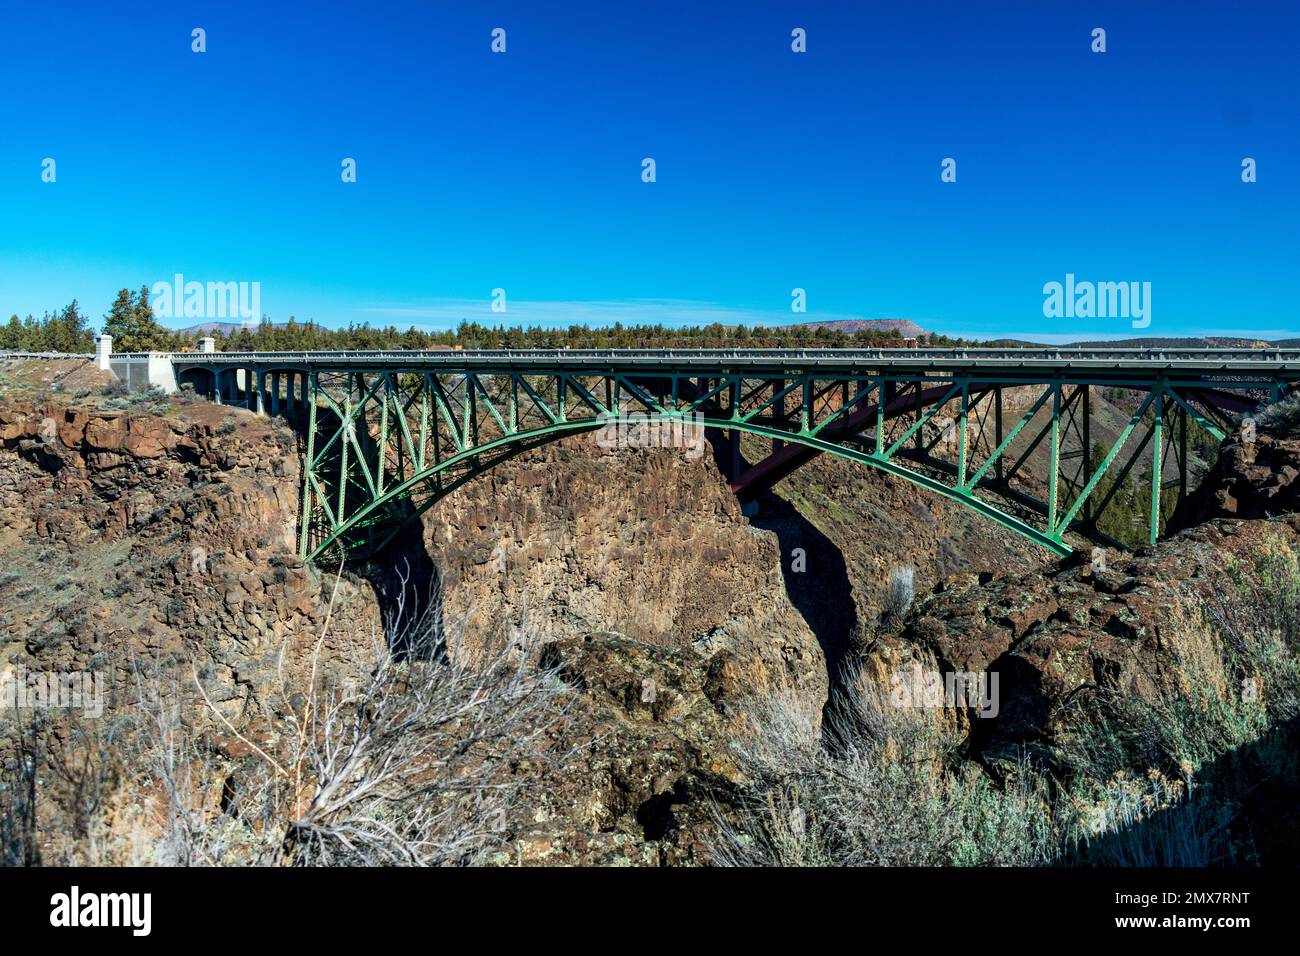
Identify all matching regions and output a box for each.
[95,334,112,370]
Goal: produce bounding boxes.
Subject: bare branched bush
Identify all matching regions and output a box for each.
[184,574,569,865]
[3,568,572,867]
[1253,392,1300,433]
[3,709,146,866]
[132,666,258,866]
[0,713,43,866]
[882,564,915,621]
[41,715,124,864]
[276,629,569,865]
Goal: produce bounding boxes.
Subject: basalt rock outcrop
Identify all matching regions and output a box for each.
[1169,412,1300,530]
[880,402,1300,778]
[0,399,344,723]
[0,384,826,864]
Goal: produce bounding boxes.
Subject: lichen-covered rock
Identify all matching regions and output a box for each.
[1171,415,1300,529]
[885,512,1300,772]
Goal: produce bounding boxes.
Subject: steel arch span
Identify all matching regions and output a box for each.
[283,353,1295,563]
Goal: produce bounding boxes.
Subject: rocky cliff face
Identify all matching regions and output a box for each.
[7,363,1294,865]
[886,517,1299,769]
[0,384,827,864]
[422,440,824,679]
[0,386,1037,864]
[758,445,1049,621]
[0,399,347,724]
[1171,408,1300,530]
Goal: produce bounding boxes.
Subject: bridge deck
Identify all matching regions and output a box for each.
[162,347,1300,380]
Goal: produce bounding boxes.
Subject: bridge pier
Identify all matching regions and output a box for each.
[202,364,312,418]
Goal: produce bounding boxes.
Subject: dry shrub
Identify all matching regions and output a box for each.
[1,574,572,866]
[713,658,1056,866]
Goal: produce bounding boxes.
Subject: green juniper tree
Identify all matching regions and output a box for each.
[100,286,174,352]
[101,288,135,346]
[0,314,27,350]
[39,301,96,353]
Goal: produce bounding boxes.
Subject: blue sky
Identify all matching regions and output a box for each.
[0,1,1296,342]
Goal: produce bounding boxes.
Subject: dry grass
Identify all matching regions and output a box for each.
[712,658,1057,866]
[716,540,1300,868]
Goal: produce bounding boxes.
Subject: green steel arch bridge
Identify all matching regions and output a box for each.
[166,348,1300,563]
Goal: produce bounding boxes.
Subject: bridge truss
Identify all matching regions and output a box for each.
[283,353,1291,562]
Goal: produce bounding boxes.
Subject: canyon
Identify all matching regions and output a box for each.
[2,356,1298,864]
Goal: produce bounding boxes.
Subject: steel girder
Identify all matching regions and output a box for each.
[296,365,1265,563]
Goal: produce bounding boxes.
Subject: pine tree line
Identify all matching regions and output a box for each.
[0,302,96,353]
[4,289,991,354]
[214,317,960,352]
[1,287,179,353]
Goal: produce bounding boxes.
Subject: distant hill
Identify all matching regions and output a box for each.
[174,321,264,336]
[773,318,930,337]
[1041,336,1278,349]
